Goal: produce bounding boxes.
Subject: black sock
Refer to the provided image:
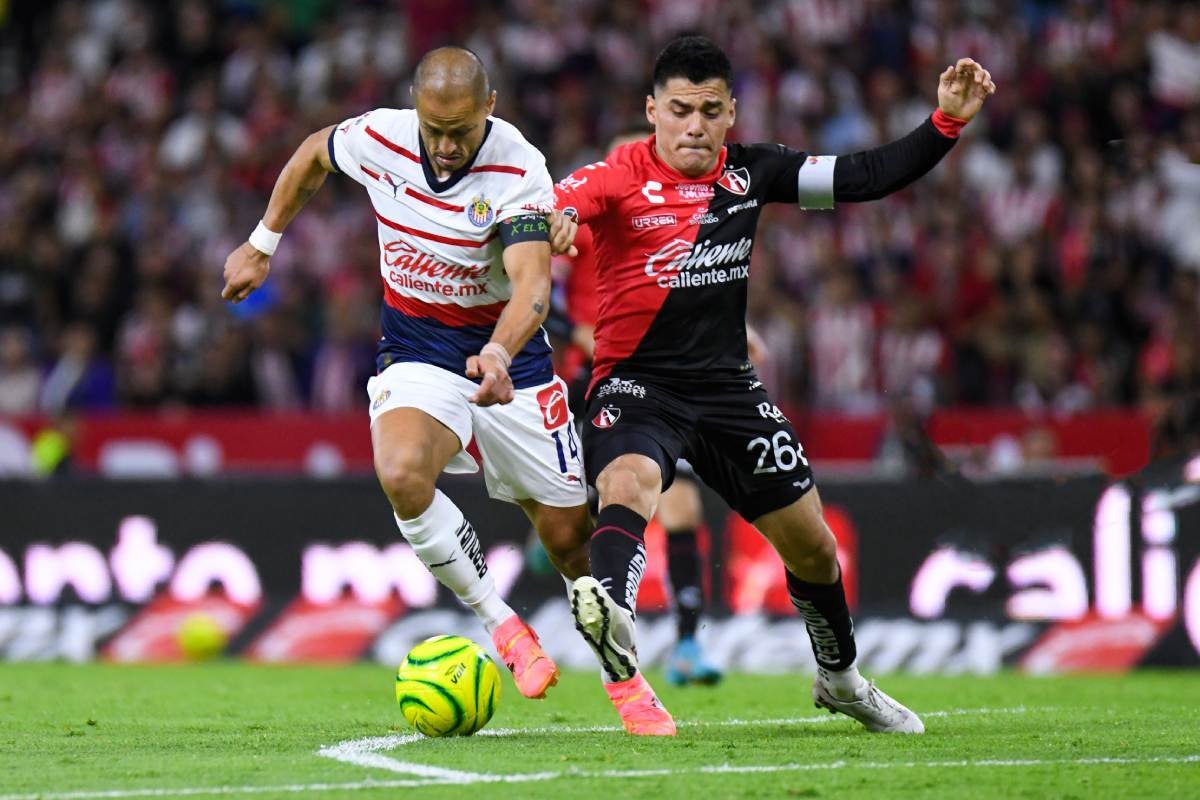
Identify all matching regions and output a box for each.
[590,505,648,616]
[666,528,702,639]
[786,570,857,671]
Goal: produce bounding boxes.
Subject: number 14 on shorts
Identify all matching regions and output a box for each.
[551,425,581,475]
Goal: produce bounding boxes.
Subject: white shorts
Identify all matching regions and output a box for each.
[366,362,587,508]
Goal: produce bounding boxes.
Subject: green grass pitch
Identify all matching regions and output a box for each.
[1,663,1197,799]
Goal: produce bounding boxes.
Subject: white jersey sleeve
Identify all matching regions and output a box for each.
[328,108,405,189]
[489,124,555,224]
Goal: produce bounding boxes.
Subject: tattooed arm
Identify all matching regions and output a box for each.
[466,215,554,406]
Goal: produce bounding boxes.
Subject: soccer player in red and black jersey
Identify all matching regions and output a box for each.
[551,130,769,688]
[553,36,994,736]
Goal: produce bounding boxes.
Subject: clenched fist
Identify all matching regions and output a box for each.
[221,243,271,303]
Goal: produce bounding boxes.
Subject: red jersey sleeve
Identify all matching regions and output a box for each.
[553,160,617,224]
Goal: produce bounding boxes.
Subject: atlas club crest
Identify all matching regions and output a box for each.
[592,406,621,428]
[717,166,750,196]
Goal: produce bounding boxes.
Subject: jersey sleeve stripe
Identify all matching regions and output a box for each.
[326,128,341,173]
[366,126,421,162]
[469,164,527,176]
[361,165,381,180]
[405,186,465,212]
[374,211,497,248]
[384,284,505,326]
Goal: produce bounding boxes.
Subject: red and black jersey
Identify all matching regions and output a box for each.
[553,135,836,392]
[554,115,960,394]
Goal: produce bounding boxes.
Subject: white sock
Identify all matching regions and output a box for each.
[395,489,514,634]
[819,664,865,698]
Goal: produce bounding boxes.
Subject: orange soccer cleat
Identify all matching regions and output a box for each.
[491,615,560,699]
[604,673,677,736]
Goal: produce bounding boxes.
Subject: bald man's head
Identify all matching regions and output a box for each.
[411,47,497,177]
[412,47,490,107]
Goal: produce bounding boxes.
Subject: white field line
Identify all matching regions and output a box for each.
[4,707,1197,800]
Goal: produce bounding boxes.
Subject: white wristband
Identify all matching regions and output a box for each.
[480,342,512,370]
[248,221,282,256]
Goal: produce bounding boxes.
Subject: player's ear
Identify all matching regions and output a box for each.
[645,94,656,126]
[484,90,497,117]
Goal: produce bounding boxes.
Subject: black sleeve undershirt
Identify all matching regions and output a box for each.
[832,116,957,203]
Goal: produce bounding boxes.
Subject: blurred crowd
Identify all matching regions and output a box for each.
[0,0,1198,424]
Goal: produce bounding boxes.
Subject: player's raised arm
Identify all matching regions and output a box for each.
[466,215,553,406]
[830,58,995,203]
[221,126,337,303]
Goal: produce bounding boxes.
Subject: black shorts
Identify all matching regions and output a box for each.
[581,372,815,522]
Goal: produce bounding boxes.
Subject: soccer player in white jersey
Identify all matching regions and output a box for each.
[221,47,592,701]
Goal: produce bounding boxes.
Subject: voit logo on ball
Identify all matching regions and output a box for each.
[592,406,621,428]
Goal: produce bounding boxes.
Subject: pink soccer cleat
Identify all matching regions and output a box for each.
[491,615,560,699]
[604,673,677,736]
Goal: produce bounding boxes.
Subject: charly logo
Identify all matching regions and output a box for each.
[466,196,494,227]
[591,406,621,428]
[372,389,391,411]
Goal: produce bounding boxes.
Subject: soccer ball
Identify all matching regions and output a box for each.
[395,635,501,737]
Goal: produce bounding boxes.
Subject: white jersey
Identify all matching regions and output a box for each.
[329,108,556,388]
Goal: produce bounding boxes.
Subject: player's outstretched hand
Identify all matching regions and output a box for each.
[937,58,995,122]
[548,210,579,257]
[466,352,515,406]
[221,243,271,304]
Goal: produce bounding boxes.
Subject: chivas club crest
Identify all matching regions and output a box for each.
[717,166,750,195]
[466,196,494,227]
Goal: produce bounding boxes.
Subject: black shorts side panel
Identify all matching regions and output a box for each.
[684,376,816,521]
[580,377,690,492]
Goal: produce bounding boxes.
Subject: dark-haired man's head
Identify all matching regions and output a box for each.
[646,35,736,178]
[411,46,497,177]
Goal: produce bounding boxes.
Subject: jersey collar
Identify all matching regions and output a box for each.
[418,118,494,194]
[645,135,728,183]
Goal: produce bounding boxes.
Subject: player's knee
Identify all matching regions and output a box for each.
[596,462,658,517]
[375,452,436,519]
[538,508,589,555]
[783,526,839,580]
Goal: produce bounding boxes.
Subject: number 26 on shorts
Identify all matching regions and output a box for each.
[747,430,808,475]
